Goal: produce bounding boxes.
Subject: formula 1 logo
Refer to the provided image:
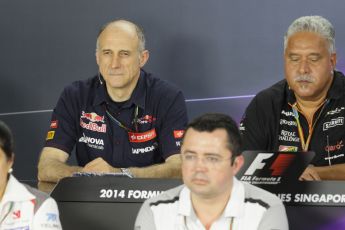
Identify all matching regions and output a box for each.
[244,153,296,176]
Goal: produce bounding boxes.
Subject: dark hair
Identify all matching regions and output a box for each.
[184,113,242,163]
[0,120,14,159]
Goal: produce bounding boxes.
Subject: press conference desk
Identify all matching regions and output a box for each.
[49,177,345,230]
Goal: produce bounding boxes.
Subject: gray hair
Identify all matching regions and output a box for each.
[96,20,146,53]
[284,15,335,53]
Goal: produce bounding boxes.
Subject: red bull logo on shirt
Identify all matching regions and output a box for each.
[80,119,106,133]
[137,115,156,124]
[81,111,105,123]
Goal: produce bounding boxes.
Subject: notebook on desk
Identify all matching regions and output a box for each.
[236,150,315,185]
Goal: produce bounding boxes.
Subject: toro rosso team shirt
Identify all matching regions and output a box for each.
[240,71,345,166]
[45,70,188,167]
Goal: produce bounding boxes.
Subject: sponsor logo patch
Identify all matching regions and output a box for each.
[50,120,58,129]
[137,115,156,124]
[12,210,21,219]
[132,145,156,154]
[279,145,298,152]
[128,129,157,143]
[46,131,55,140]
[239,124,245,131]
[325,153,345,161]
[325,140,344,152]
[173,130,184,139]
[80,119,106,133]
[323,117,344,131]
[81,111,105,123]
[278,130,300,143]
[79,133,104,150]
[46,213,58,222]
[279,119,297,126]
[281,110,294,117]
[326,107,345,116]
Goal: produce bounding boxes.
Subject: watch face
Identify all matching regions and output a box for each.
[121,168,134,178]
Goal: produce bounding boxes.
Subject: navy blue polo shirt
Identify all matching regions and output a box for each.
[45,70,188,168]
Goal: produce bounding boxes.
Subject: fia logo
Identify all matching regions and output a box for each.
[244,153,296,176]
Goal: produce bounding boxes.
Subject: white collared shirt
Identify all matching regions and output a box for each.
[0,175,62,230]
[135,178,288,230]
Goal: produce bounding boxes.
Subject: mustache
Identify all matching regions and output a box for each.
[294,75,315,83]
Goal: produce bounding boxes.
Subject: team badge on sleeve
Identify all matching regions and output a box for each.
[173,130,185,139]
[46,131,55,140]
[50,120,58,129]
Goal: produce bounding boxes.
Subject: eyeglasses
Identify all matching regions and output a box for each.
[181,153,232,169]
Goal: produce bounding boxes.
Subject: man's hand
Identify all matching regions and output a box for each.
[299,165,321,181]
[82,157,120,173]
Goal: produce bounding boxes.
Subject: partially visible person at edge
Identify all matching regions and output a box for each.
[38,19,188,183]
[240,15,345,181]
[0,120,62,229]
[135,113,288,230]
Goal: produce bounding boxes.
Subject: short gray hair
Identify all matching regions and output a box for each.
[284,15,335,53]
[96,19,146,53]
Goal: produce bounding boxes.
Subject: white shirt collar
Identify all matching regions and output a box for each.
[223,177,245,218]
[178,177,245,218]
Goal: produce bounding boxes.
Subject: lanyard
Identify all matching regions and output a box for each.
[291,100,329,151]
[105,105,139,132]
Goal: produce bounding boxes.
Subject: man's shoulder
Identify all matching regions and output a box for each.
[63,75,99,92]
[22,184,54,213]
[255,79,287,101]
[143,71,183,97]
[57,75,100,102]
[144,184,183,207]
[242,181,283,208]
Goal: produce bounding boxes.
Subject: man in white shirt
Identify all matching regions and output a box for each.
[135,113,288,230]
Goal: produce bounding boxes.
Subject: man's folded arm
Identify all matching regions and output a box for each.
[129,153,181,178]
[313,163,345,180]
[38,147,82,183]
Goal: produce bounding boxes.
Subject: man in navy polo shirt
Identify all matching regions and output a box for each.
[37,20,188,183]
